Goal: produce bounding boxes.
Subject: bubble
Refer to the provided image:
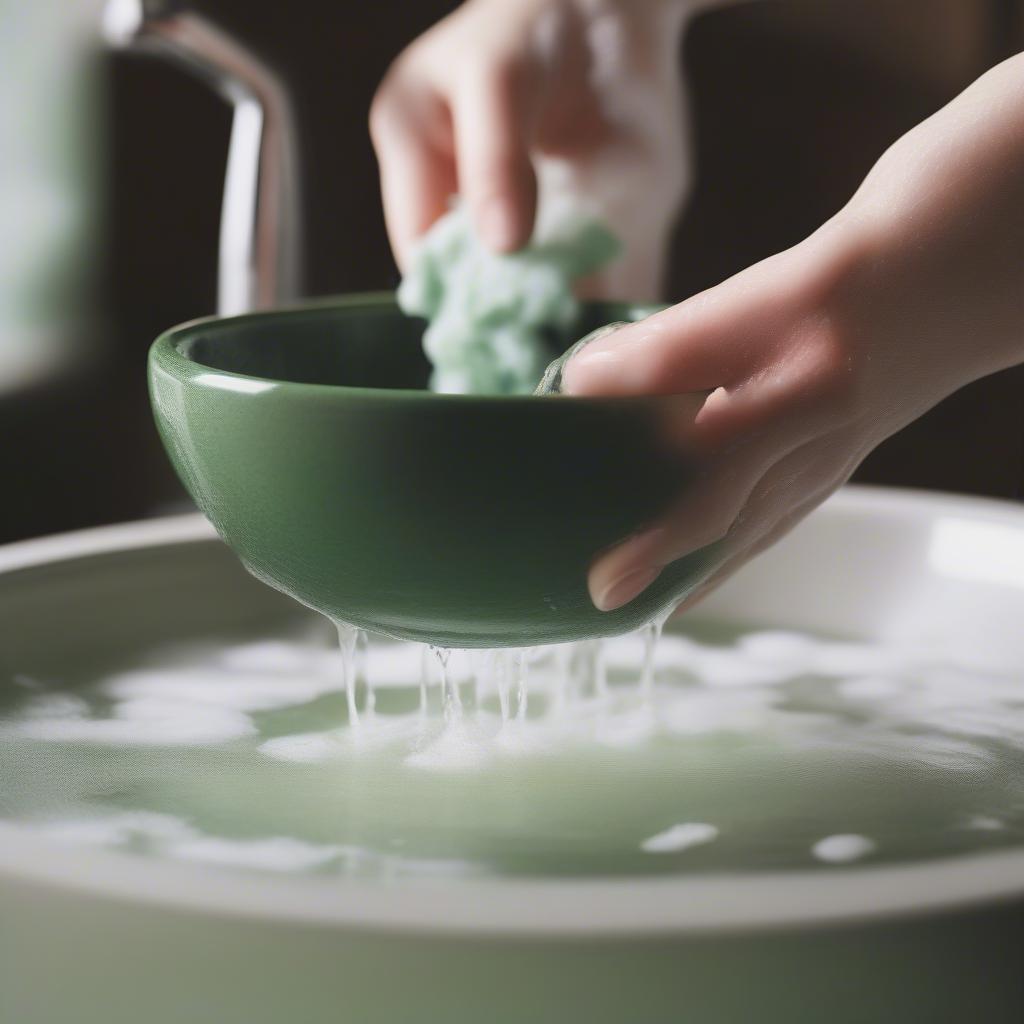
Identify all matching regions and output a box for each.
[812,834,877,864]
[642,823,719,854]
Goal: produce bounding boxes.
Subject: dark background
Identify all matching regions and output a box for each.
[4,0,1023,544]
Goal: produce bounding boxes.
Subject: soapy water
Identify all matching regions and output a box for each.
[2,620,1024,879]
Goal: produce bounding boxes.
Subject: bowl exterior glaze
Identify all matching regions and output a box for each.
[149,295,716,646]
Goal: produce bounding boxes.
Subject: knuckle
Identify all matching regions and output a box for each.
[462,49,522,91]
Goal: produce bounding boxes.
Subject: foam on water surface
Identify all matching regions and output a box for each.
[641,823,719,854]
[811,834,877,865]
[3,620,1024,880]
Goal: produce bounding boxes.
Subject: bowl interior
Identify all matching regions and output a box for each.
[172,296,648,391]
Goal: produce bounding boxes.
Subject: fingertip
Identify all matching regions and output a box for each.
[561,347,627,395]
[557,354,610,397]
[587,526,669,612]
[591,565,662,613]
[561,323,640,395]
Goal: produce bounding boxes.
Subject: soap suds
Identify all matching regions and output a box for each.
[7,698,255,747]
[29,811,196,848]
[166,835,343,873]
[964,815,1005,831]
[641,822,719,854]
[7,623,1024,879]
[811,834,877,864]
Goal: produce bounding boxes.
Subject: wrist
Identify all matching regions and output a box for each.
[813,201,1008,436]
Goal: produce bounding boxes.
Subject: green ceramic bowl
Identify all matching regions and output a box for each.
[148,294,716,647]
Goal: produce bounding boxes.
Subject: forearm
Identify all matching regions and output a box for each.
[832,51,1024,417]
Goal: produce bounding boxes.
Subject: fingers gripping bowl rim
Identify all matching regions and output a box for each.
[148,293,718,647]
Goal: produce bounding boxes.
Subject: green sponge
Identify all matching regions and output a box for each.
[397,204,620,395]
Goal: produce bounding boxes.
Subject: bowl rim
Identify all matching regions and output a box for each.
[2,486,1024,938]
[149,291,665,406]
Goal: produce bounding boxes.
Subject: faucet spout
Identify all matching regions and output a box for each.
[104,0,302,314]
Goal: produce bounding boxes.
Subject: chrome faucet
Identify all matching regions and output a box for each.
[103,0,301,315]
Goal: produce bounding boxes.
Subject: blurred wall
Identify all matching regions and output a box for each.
[1,0,1022,543]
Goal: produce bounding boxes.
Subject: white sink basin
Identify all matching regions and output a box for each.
[1,485,1022,1023]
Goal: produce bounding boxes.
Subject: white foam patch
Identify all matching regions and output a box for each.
[103,668,339,712]
[18,693,90,719]
[8,698,255,747]
[29,811,353,875]
[405,720,493,771]
[491,717,562,757]
[660,689,777,737]
[166,835,343,873]
[688,648,796,690]
[29,811,197,848]
[259,731,346,763]
[23,803,490,879]
[593,705,658,749]
[838,676,904,701]
[812,834,876,864]
[809,642,913,679]
[738,630,816,670]
[964,815,1006,831]
[259,713,431,763]
[642,823,719,854]
[216,640,334,675]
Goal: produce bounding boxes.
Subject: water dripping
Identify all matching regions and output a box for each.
[515,650,529,723]
[431,646,461,724]
[496,651,511,723]
[418,646,430,717]
[334,622,360,729]
[355,628,372,717]
[639,611,671,703]
[328,616,672,736]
